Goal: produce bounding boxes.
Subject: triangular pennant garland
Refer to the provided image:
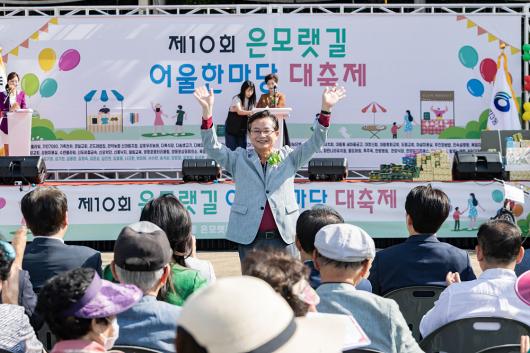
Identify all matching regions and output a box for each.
[3,18,60,63]
[457,15,521,55]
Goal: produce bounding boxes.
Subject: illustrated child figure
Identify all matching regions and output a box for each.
[172,105,187,135]
[430,106,448,120]
[391,122,401,139]
[151,102,167,136]
[453,206,463,231]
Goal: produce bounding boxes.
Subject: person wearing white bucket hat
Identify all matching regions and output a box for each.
[314,223,423,353]
[175,276,346,353]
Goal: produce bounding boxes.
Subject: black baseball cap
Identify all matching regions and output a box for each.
[114,221,172,271]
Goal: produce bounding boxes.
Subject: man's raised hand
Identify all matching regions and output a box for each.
[322,86,347,112]
[193,86,215,120]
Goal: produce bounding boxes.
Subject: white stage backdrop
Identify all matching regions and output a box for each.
[0,14,521,169]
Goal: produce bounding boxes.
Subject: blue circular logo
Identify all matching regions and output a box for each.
[494,92,511,112]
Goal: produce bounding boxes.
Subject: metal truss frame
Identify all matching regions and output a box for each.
[2,3,527,181]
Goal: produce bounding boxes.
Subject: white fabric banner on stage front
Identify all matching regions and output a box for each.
[0,181,528,240]
[0,14,521,169]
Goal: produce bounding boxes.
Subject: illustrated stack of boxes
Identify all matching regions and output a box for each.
[506,133,530,181]
[413,150,452,182]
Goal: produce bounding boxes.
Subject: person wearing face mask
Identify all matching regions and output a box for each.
[195,85,346,262]
[37,268,142,353]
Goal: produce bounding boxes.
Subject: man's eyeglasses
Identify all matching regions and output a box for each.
[250,129,275,136]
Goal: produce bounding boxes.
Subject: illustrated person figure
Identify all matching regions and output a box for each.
[151,102,167,136]
[403,110,414,138]
[464,193,485,230]
[0,72,27,156]
[391,122,401,139]
[453,206,463,231]
[224,81,256,151]
[194,85,346,262]
[172,105,187,136]
[431,106,448,120]
[256,73,290,146]
[98,105,110,125]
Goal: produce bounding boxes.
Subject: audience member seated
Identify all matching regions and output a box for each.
[517,271,530,353]
[111,221,181,353]
[22,187,102,292]
[242,249,319,316]
[135,195,212,305]
[515,250,530,276]
[0,227,39,327]
[314,224,423,353]
[37,268,142,353]
[368,185,476,295]
[420,220,529,338]
[175,276,347,353]
[0,239,42,353]
[294,206,372,292]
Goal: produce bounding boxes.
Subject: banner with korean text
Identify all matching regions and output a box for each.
[0,181,528,240]
[0,14,521,170]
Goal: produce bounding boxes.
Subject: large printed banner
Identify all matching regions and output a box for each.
[0,14,521,169]
[0,181,528,240]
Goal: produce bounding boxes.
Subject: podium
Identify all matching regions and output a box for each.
[251,107,292,149]
[5,109,33,156]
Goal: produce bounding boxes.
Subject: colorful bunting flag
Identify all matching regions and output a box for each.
[456,15,520,55]
[20,39,29,48]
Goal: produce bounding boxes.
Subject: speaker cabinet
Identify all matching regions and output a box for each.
[0,156,47,185]
[452,152,503,180]
[182,159,221,182]
[308,158,348,181]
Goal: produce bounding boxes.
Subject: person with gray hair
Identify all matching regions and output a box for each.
[315,223,422,353]
[111,221,181,353]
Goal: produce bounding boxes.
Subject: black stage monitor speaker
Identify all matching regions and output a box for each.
[308,158,348,181]
[182,159,221,182]
[0,156,47,185]
[452,151,503,180]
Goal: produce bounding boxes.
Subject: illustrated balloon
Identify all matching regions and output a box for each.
[522,111,530,122]
[21,73,40,97]
[491,189,504,203]
[38,48,56,72]
[467,79,484,97]
[58,49,81,71]
[0,197,6,209]
[513,204,523,218]
[458,45,479,69]
[39,78,58,98]
[479,58,497,83]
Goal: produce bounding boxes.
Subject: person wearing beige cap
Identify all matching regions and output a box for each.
[175,276,347,353]
[314,223,423,353]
